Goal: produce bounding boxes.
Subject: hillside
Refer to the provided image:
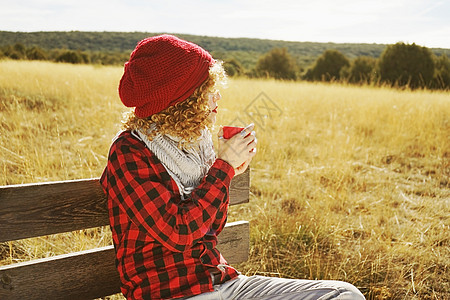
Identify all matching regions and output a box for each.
[0,31,389,55]
[1,31,449,69]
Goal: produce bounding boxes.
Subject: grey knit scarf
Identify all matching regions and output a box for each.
[134,125,216,200]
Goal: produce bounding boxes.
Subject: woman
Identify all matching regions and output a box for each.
[101,34,365,300]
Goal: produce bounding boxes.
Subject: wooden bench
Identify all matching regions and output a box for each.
[0,169,250,299]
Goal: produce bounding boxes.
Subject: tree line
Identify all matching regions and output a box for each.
[1,30,449,67]
[232,42,449,90]
[0,42,129,65]
[0,31,395,59]
[213,42,449,90]
[1,40,448,90]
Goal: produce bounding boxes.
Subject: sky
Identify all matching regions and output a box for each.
[1,0,449,49]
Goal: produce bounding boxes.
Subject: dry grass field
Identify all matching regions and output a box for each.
[0,60,449,299]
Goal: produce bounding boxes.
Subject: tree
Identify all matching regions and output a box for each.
[342,56,377,83]
[1,45,24,60]
[56,50,90,64]
[13,43,26,57]
[305,50,350,81]
[433,54,450,90]
[26,46,47,60]
[255,48,298,80]
[224,58,244,77]
[378,42,435,89]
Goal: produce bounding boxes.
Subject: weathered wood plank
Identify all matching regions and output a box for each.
[229,167,250,206]
[216,220,250,264]
[0,168,249,243]
[0,221,249,300]
[0,245,120,300]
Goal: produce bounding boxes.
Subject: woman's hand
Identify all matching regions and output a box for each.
[217,123,257,176]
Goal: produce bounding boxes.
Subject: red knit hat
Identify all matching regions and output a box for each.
[119,34,214,118]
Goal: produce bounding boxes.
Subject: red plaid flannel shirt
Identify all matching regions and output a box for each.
[100,131,239,299]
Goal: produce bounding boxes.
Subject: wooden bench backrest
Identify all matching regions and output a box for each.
[0,169,250,300]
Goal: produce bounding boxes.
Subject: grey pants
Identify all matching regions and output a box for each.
[182,275,365,300]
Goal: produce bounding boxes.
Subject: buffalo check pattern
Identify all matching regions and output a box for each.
[100,131,239,299]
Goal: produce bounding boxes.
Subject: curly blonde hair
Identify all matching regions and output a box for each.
[122,61,226,148]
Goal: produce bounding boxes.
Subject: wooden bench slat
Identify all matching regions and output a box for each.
[216,220,250,264]
[0,169,249,243]
[1,245,119,300]
[0,221,249,300]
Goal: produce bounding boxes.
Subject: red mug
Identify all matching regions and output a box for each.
[222,126,245,139]
[222,125,255,170]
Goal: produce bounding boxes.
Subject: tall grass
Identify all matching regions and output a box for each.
[1,60,449,299]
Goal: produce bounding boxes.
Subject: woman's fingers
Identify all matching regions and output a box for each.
[238,123,255,138]
[237,130,257,154]
[217,123,257,169]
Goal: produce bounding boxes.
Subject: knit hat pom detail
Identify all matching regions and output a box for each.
[119,34,214,118]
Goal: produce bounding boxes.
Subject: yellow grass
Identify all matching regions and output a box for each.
[1,60,449,299]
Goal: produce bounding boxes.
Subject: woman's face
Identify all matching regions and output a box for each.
[207,91,221,124]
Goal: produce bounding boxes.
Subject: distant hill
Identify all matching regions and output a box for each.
[1,31,449,69]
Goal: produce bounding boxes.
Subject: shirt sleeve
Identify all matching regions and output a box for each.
[105,135,235,253]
